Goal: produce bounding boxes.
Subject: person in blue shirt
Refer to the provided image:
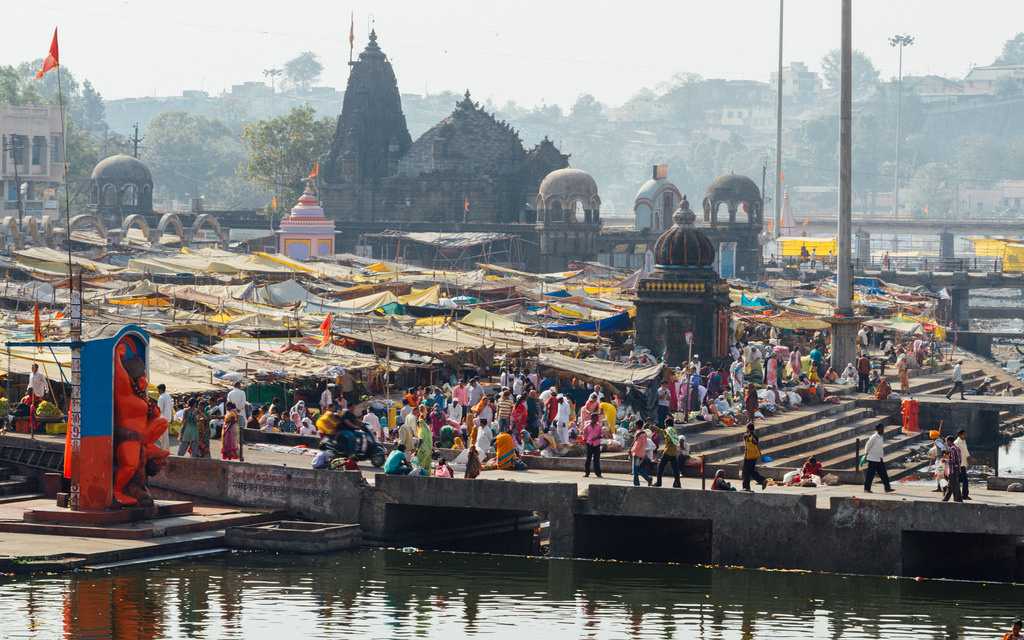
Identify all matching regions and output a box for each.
[384,444,412,475]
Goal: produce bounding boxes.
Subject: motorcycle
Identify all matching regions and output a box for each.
[314,426,388,469]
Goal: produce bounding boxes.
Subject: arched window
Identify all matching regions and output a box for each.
[122,184,137,208]
[101,183,117,206]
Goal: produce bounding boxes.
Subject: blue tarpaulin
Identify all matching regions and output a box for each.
[545,311,632,333]
[741,293,770,308]
[544,290,572,298]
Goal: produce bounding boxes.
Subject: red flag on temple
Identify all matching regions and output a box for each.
[307,161,319,180]
[464,196,470,214]
[35,28,59,79]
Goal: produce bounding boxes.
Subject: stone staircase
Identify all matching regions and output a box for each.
[0,465,41,502]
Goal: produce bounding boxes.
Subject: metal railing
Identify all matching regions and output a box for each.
[769,256,1005,273]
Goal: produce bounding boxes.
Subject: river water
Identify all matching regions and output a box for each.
[0,549,1019,639]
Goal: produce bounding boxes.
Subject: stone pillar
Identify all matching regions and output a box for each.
[829,316,861,370]
[854,229,870,265]
[939,230,955,261]
[950,287,970,331]
[547,510,575,558]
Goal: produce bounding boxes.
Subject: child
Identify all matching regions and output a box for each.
[435,457,453,478]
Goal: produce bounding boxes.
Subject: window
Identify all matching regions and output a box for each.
[102,184,117,206]
[122,184,137,207]
[50,135,62,163]
[6,181,16,202]
[31,136,46,166]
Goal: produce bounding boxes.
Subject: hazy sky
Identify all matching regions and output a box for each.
[5,0,1021,107]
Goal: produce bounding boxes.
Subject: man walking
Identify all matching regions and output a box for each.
[942,434,963,503]
[156,384,173,450]
[856,352,871,394]
[226,381,249,424]
[863,424,894,493]
[945,360,965,400]
[954,429,971,501]
[742,423,767,492]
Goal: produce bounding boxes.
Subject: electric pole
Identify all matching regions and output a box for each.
[3,136,25,232]
[774,0,784,238]
[129,122,144,159]
[889,34,914,217]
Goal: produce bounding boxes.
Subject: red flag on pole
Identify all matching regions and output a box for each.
[464,196,470,214]
[35,28,59,79]
[33,304,43,343]
[307,161,319,180]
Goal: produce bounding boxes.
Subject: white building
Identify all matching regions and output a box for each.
[1,105,64,216]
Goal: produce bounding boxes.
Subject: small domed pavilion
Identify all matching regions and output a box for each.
[634,195,731,366]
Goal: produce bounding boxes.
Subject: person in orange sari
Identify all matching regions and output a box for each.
[492,431,517,470]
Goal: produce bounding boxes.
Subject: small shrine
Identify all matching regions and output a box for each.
[634,196,731,367]
[278,180,336,260]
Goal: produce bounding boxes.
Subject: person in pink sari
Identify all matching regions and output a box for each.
[767,355,779,389]
[221,402,240,461]
[788,348,802,381]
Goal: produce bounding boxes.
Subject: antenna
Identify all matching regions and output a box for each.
[129,123,144,159]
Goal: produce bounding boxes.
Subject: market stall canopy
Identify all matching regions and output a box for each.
[537,352,663,388]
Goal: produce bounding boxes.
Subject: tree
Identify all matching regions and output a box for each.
[145,112,246,201]
[821,49,880,93]
[283,52,323,90]
[242,105,334,204]
[76,80,106,133]
[570,94,604,121]
[0,65,42,105]
[906,162,955,217]
[995,33,1024,65]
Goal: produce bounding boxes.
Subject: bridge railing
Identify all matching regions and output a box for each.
[770,256,1003,273]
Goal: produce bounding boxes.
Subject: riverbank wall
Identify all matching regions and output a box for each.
[151,458,1024,581]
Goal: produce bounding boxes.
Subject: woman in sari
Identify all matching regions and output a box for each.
[766,355,778,389]
[464,446,482,479]
[221,401,240,461]
[511,396,529,443]
[493,431,516,470]
[415,419,433,471]
[177,397,199,457]
[196,399,211,458]
[789,347,802,381]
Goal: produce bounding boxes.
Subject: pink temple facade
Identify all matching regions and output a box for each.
[277,182,336,260]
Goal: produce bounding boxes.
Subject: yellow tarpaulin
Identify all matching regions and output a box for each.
[968,237,1011,258]
[460,308,527,332]
[398,285,441,306]
[777,236,837,257]
[1003,243,1024,273]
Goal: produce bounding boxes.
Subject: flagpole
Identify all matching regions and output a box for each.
[54,40,82,511]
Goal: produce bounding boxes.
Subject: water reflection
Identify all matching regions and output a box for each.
[0,550,1018,639]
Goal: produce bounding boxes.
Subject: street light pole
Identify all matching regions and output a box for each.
[774,0,784,238]
[890,34,914,217]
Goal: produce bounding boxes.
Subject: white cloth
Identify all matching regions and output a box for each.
[320,389,332,410]
[556,398,571,424]
[954,436,969,465]
[226,388,248,419]
[27,371,47,398]
[156,392,173,450]
[864,432,884,462]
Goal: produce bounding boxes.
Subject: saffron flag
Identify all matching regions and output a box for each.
[36,28,59,79]
[464,196,470,214]
[349,13,355,50]
[270,195,278,211]
[319,312,334,346]
[33,303,43,343]
[307,161,319,179]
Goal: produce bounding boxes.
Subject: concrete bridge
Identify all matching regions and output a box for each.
[800,214,1024,236]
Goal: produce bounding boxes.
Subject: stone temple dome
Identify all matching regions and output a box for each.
[91,154,153,184]
[537,168,600,209]
[653,195,715,268]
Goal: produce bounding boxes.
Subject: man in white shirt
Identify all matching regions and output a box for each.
[512,374,524,397]
[156,384,173,450]
[862,424,894,493]
[468,379,483,408]
[362,410,382,440]
[26,363,48,432]
[226,382,248,422]
[954,429,971,500]
[320,384,333,412]
[946,360,965,400]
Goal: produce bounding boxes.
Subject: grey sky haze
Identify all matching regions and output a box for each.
[4,1,1021,107]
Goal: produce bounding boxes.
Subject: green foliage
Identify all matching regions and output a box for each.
[995,33,1024,65]
[906,162,955,216]
[241,105,334,204]
[144,111,247,202]
[284,52,323,89]
[820,49,880,93]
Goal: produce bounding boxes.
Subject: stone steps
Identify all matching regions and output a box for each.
[804,427,927,471]
[685,401,858,455]
[761,415,894,468]
[0,467,34,496]
[695,406,872,464]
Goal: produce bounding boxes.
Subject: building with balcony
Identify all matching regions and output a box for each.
[0,105,64,216]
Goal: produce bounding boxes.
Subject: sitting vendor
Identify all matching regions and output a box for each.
[383,444,412,475]
[874,376,892,400]
[801,456,824,479]
[711,469,736,491]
